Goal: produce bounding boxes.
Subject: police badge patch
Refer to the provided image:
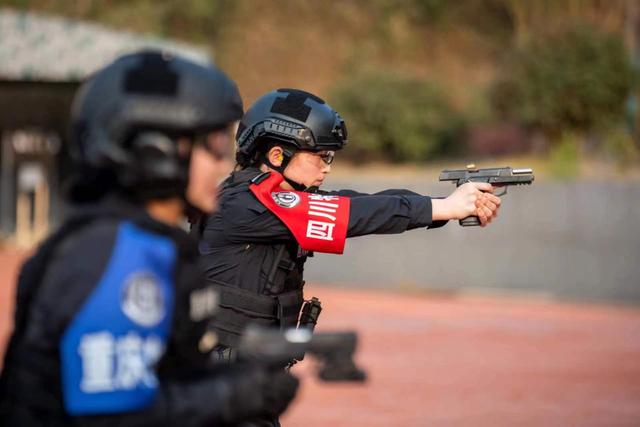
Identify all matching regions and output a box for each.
[121,272,165,327]
[271,191,301,208]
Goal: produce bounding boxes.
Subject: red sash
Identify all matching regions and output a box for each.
[249,172,350,254]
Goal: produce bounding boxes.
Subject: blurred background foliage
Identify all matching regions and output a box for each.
[2,0,639,174]
[331,70,466,162]
[491,22,633,137]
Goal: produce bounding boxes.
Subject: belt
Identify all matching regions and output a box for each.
[206,280,304,348]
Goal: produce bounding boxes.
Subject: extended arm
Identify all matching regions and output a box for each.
[217,188,444,242]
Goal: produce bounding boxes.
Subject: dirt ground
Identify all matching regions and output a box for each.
[1,250,639,426]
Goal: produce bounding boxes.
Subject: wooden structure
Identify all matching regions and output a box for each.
[0,8,209,246]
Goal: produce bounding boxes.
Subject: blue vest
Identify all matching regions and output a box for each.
[60,221,176,415]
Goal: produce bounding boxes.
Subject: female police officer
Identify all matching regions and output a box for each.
[0,52,298,426]
[197,88,501,364]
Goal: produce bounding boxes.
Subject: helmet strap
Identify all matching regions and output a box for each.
[262,148,308,191]
[284,176,307,192]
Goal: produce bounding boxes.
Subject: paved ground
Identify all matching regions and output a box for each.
[280,286,640,426]
[2,250,640,426]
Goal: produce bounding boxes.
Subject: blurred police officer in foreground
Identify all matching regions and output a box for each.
[0,51,298,426]
[194,88,501,425]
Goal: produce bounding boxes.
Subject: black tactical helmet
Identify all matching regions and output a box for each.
[70,50,243,199]
[235,88,347,166]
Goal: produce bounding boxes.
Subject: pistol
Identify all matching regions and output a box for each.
[439,164,534,226]
[239,326,366,382]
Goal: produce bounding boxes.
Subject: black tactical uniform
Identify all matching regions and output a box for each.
[0,197,259,426]
[199,167,445,355]
[0,52,297,426]
[193,88,447,427]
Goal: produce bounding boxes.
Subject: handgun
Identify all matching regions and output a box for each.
[439,164,534,226]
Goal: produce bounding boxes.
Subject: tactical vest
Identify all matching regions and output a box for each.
[0,203,155,424]
[202,171,349,349]
[196,174,306,349]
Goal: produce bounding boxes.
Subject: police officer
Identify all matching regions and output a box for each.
[0,52,298,426]
[197,88,501,365]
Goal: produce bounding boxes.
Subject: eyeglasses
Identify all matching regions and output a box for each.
[292,149,336,165]
[315,151,335,165]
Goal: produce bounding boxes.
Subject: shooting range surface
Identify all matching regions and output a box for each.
[1,250,639,426]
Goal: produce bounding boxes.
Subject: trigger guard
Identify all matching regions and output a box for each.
[493,186,507,197]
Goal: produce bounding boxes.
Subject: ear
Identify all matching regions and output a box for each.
[267,146,284,167]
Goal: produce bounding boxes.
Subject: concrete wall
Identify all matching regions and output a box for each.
[306,177,640,304]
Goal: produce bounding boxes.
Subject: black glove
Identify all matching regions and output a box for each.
[260,370,299,419]
[220,364,299,424]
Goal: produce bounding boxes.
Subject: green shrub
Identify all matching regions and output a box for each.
[330,71,466,162]
[602,127,640,170]
[492,22,633,138]
[549,132,580,179]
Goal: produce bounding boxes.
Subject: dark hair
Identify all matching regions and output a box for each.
[235,137,296,169]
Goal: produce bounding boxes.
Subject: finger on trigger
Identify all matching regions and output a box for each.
[474,182,494,193]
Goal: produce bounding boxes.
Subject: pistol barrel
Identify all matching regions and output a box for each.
[512,168,533,175]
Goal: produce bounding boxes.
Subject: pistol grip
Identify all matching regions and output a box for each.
[460,216,480,227]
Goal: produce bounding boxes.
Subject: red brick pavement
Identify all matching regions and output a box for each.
[1,251,639,426]
[283,286,640,427]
